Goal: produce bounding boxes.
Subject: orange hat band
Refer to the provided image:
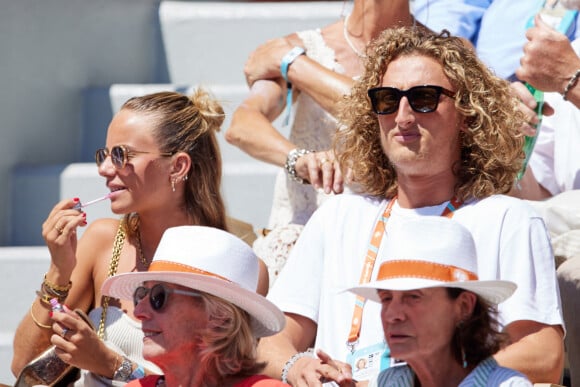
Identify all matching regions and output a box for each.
[377,260,478,283]
[149,261,231,283]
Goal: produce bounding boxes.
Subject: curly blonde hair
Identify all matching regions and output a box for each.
[336,27,525,201]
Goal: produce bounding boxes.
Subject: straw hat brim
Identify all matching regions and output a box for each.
[349,277,517,305]
[101,271,286,338]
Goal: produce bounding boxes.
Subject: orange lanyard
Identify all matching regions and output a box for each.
[346,196,462,352]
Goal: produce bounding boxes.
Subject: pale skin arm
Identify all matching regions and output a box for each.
[494,320,564,383]
[516,14,580,108]
[243,34,354,116]
[225,79,344,193]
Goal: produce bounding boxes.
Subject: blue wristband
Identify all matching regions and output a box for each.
[280,47,305,125]
[280,46,305,82]
[129,364,145,381]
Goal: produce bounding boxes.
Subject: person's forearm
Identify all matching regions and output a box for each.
[287,56,354,116]
[226,104,295,167]
[494,324,564,383]
[257,333,301,379]
[509,167,552,201]
[12,298,54,376]
[560,68,580,108]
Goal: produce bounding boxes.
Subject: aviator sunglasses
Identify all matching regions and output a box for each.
[133,284,202,312]
[95,145,173,169]
[368,85,456,115]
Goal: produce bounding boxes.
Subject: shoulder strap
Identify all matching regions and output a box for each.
[97,222,126,340]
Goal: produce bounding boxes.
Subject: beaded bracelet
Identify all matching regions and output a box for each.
[562,68,580,101]
[284,148,315,184]
[281,348,314,383]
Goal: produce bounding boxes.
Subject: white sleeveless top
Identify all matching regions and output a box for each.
[267,28,343,229]
[255,29,350,286]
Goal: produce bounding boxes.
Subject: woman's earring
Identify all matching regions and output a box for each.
[457,320,467,368]
[183,175,188,182]
[171,178,176,192]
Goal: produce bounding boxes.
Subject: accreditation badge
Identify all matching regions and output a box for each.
[346,341,392,381]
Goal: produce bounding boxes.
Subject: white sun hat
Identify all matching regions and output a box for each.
[101,225,285,338]
[349,216,516,305]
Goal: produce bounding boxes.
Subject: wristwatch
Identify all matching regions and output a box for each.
[284,148,314,184]
[113,356,133,381]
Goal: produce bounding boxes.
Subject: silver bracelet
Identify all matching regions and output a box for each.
[562,68,580,101]
[281,348,315,383]
[284,148,314,184]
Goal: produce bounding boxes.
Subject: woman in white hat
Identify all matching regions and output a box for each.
[101,226,288,387]
[350,217,532,387]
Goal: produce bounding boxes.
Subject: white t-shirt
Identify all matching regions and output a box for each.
[268,193,563,381]
[530,39,580,194]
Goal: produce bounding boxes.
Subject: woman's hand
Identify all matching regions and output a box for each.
[244,37,294,86]
[50,306,118,379]
[42,198,88,276]
[295,150,344,194]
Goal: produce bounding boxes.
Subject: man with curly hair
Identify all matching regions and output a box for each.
[258,27,565,386]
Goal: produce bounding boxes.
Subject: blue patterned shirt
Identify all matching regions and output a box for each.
[369,357,532,387]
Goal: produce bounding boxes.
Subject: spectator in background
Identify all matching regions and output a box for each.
[225,0,415,286]
[349,217,531,387]
[101,226,287,387]
[257,27,564,385]
[412,0,580,80]
[12,90,268,386]
[513,9,580,386]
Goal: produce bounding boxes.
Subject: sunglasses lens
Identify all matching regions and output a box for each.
[133,286,149,307]
[95,148,107,166]
[150,284,167,311]
[409,87,439,112]
[110,146,126,169]
[371,89,399,114]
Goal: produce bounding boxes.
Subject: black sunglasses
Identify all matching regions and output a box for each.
[95,145,173,170]
[368,85,456,115]
[133,284,202,312]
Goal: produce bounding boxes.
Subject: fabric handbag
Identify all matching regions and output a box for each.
[14,309,95,387]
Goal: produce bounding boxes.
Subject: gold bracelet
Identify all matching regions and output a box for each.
[43,274,72,293]
[30,303,52,329]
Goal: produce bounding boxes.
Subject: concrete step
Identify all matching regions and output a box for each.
[0,247,50,384]
[159,1,343,84]
[10,164,67,246]
[81,83,288,162]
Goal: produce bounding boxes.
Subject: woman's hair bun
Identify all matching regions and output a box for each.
[189,88,225,130]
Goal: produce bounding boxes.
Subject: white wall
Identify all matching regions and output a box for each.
[0,0,164,245]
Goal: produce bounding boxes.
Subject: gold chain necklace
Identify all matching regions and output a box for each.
[136,228,149,268]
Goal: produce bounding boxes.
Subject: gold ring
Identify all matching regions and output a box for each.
[55,225,64,235]
[319,158,330,166]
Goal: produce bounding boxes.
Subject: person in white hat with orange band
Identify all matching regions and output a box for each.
[101,226,288,387]
[350,216,532,387]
